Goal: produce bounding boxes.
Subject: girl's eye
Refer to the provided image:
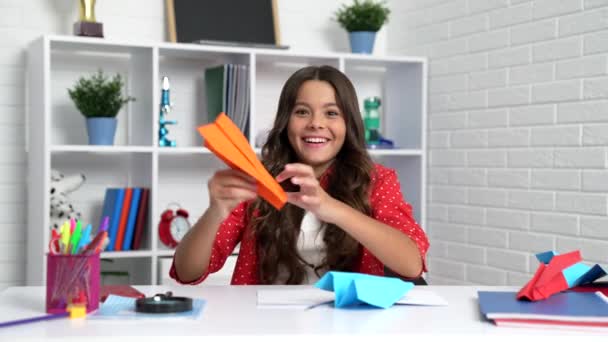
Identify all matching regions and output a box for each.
[327,111,339,117]
[294,109,309,116]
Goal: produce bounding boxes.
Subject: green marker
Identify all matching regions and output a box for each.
[70,220,83,254]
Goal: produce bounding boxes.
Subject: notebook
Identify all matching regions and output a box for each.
[478,291,608,328]
[257,287,448,309]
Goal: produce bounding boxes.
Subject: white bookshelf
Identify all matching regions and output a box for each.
[26,35,427,286]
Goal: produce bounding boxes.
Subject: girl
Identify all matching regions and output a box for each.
[172,65,429,285]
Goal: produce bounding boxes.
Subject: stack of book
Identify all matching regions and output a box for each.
[478,290,608,331]
[205,64,250,134]
[100,188,149,251]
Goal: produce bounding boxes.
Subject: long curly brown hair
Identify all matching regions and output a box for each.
[248,65,374,284]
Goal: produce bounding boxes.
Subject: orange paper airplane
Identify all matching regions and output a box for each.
[197,113,286,210]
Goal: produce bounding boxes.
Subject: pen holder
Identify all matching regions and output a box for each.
[46,253,100,314]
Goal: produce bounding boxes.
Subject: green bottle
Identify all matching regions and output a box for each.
[363,97,381,144]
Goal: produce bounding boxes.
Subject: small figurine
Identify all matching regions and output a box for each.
[363,96,381,145]
[67,291,87,319]
[159,76,177,147]
[67,303,87,319]
[363,96,395,149]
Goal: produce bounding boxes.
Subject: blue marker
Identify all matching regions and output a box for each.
[75,224,92,254]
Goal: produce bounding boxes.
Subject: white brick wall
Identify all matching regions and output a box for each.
[392,0,608,285]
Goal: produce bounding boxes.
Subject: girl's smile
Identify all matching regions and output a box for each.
[301,135,331,148]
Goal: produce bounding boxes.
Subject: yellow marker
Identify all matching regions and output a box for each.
[60,221,71,254]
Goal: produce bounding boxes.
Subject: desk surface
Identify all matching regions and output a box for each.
[0,285,605,339]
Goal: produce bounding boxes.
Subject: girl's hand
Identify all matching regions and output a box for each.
[276,163,339,223]
[208,169,258,219]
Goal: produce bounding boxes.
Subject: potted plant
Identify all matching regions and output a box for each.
[68,70,135,145]
[334,0,391,54]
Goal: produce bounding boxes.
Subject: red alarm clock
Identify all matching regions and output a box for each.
[158,204,191,248]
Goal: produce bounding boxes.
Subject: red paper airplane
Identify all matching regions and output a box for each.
[517,250,606,301]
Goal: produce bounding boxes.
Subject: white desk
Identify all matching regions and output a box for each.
[0,285,605,340]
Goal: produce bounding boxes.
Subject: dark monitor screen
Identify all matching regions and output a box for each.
[172,0,277,45]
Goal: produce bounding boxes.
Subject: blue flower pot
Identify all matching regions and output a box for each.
[349,31,376,54]
[86,117,117,145]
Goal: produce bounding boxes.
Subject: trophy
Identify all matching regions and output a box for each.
[74,0,104,38]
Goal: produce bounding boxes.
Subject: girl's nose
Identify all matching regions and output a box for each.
[307,112,325,129]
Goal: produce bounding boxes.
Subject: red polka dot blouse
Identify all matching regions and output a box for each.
[170,163,429,285]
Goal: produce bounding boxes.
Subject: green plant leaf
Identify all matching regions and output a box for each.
[67,70,136,118]
[334,0,391,32]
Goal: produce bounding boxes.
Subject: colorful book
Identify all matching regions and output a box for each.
[205,65,227,122]
[226,64,234,117]
[99,188,116,233]
[478,291,608,329]
[121,188,142,251]
[113,188,132,251]
[105,188,125,252]
[132,188,149,250]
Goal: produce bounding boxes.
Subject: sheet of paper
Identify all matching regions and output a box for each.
[396,288,449,306]
[88,295,206,320]
[257,288,334,308]
[257,287,448,309]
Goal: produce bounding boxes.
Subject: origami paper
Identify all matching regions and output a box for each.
[314,271,414,309]
[517,250,607,301]
[197,113,286,210]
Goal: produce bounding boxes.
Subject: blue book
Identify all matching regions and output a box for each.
[121,188,141,251]
[99,188,116,231]
[478,291,608,322]
[106,188,125,252]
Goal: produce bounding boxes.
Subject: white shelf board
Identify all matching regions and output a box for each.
[47,35,153,53]
[51,145,154,153]
[157,41,280,56]
[255,53,340,66]
[369,149,423,156]
[156,147,212,155]
[157,250,176,257]
[343,53,427,64]
[101,250,154,258]
[45,35,426,66]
